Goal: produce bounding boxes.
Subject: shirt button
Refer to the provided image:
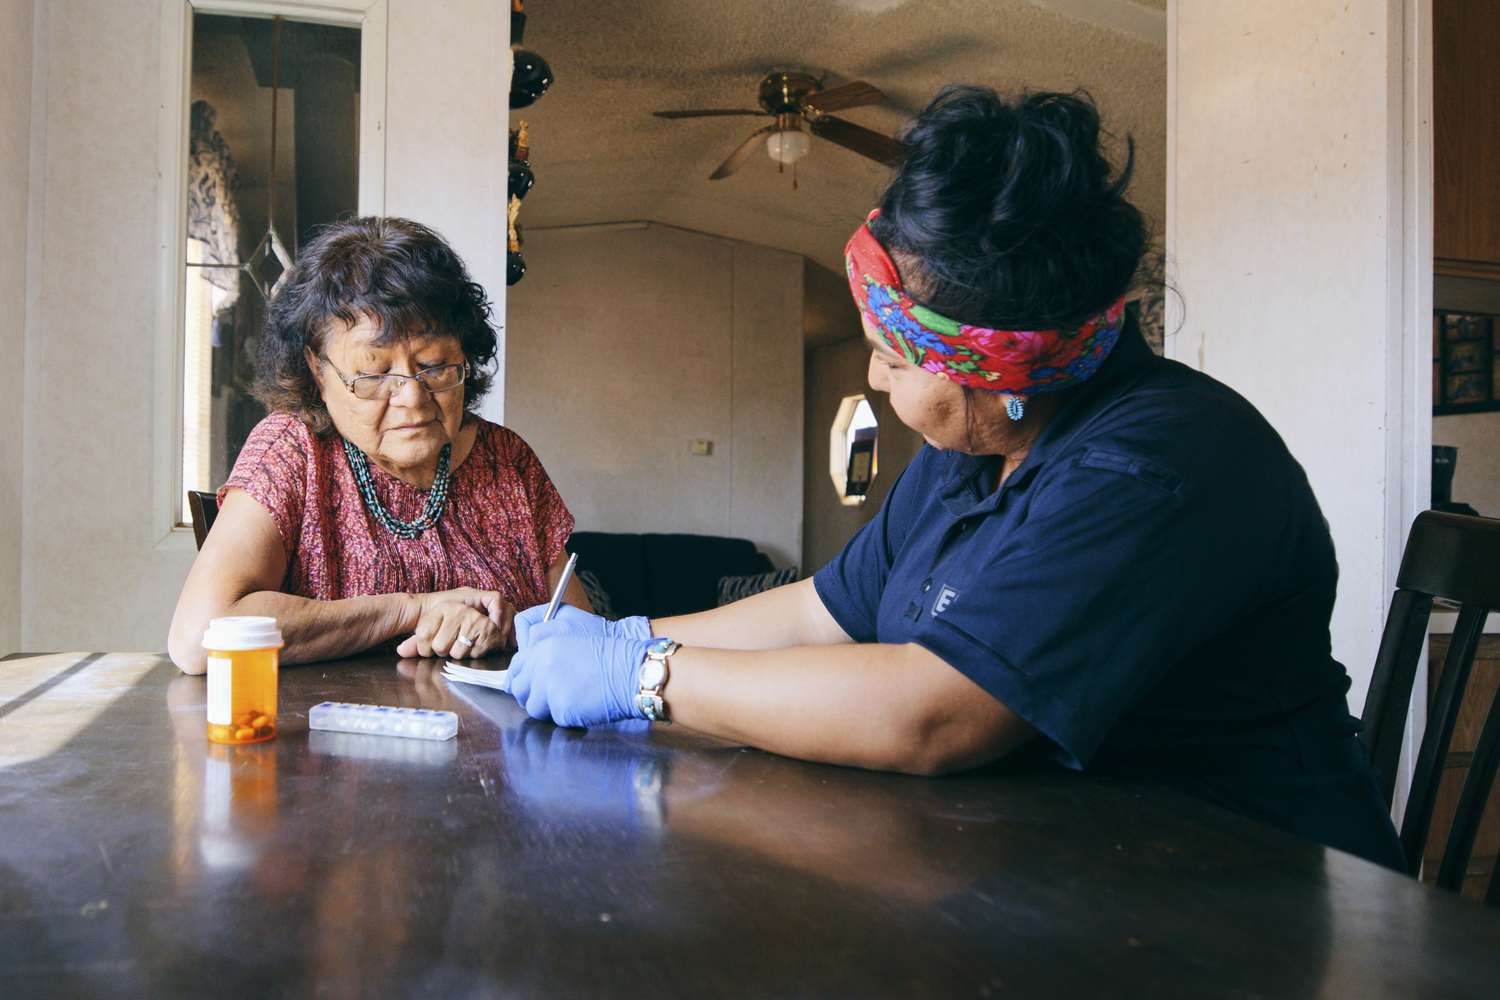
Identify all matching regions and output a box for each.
[921,579,932,593]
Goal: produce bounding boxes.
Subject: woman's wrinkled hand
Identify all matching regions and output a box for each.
[397,587,515,659]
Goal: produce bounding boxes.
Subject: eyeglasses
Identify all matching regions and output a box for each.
[320,357,469,401]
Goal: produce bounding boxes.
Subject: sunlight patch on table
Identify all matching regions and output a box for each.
[0,653,164,767]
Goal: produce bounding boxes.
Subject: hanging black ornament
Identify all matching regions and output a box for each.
[509,160,534,201]
[507,250,527,286]
[510,50,554,108]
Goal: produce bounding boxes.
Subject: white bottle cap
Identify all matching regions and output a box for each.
[202,616,285,651]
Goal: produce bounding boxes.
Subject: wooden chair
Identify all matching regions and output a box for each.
[1360,510,1500,900]
[187,491,220,550]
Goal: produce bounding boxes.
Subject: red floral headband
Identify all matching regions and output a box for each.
[844,210,1125,419]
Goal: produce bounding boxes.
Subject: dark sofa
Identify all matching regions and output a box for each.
[564,532,776,619]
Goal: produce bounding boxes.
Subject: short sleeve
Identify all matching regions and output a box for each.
[813,448,932,642]
[908,448,1277,770]
[218,412,309,562]
[504,429,575,570]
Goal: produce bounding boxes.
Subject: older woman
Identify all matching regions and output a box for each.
[168,217,588,675]
[502,88,1405,869]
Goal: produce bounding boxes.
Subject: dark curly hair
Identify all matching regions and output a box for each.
[254,216,498,434]
[871,87,1147,331]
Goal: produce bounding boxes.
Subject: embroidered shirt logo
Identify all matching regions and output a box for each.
[932,585,959,616]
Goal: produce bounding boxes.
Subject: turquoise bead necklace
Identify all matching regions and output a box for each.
[342,438,452,539]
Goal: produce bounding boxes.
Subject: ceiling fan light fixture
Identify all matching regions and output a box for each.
[659,74,899,180]
[766,127,811,166]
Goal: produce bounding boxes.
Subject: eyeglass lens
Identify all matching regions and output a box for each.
[350,364,465,400]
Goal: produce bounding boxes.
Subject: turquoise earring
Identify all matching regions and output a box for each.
[1006,396,1025,421]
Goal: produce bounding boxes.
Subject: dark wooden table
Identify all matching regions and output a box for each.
[2,651,1498,997]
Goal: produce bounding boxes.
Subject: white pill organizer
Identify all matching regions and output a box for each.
[308,701,459,741]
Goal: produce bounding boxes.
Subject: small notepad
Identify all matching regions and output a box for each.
[442,662,510,693]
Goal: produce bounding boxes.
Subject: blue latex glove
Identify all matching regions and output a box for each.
[513,603,651,649]
[505,620,652,728]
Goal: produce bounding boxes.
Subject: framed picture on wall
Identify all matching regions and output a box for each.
[1433,310,1500,414]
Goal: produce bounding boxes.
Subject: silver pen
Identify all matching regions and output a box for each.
[542,552,579,622]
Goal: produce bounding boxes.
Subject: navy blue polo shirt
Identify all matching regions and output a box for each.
[815,320,1404,868]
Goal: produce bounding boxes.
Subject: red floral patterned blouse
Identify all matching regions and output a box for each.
[219,411,574,607]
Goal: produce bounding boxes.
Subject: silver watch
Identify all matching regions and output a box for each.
[638,637,679,722]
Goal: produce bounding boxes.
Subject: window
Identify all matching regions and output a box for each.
[178,12,362,525]
[829,395,879,507]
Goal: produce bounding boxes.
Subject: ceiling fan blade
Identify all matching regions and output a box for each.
[709,124,778,180]
[808,115,906,167]
[801,80,886,115]
[654,109,767,119]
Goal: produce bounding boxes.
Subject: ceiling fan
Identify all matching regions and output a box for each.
[653,71,906,180]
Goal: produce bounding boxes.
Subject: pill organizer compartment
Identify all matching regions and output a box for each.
[308,702,459,741]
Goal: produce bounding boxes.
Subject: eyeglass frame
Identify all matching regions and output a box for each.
[318,355,470,401]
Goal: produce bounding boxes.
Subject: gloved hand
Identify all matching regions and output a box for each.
[505,621,652,728]
[513,603,652,649]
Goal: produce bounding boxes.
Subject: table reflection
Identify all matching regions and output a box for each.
[166,674,281,875]
[135,656,1357,998]
[394,656,471,711]
[461,673,995,905]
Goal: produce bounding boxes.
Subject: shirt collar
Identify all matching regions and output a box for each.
[938,309,1157,516]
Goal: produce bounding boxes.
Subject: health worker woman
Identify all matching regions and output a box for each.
[505,88,1404,869]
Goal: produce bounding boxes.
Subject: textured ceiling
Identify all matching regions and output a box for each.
[517,0,1167,274]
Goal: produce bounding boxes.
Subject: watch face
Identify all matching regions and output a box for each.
[640,659,667,689]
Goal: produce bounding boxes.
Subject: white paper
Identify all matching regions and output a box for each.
[442,662,510,692]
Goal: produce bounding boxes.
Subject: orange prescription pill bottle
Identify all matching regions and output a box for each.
[203,616,284,745]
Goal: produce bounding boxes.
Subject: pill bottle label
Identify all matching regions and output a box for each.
[207,656,234,724]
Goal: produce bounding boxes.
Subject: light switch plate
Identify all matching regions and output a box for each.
[690,439,713,456]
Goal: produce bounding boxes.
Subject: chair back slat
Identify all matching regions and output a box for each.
[1398,605,1488,873]
[1436,669,1500,891]
[1366,511,1500,902]
[1361,589,1433,805]
[187,491,220,550]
